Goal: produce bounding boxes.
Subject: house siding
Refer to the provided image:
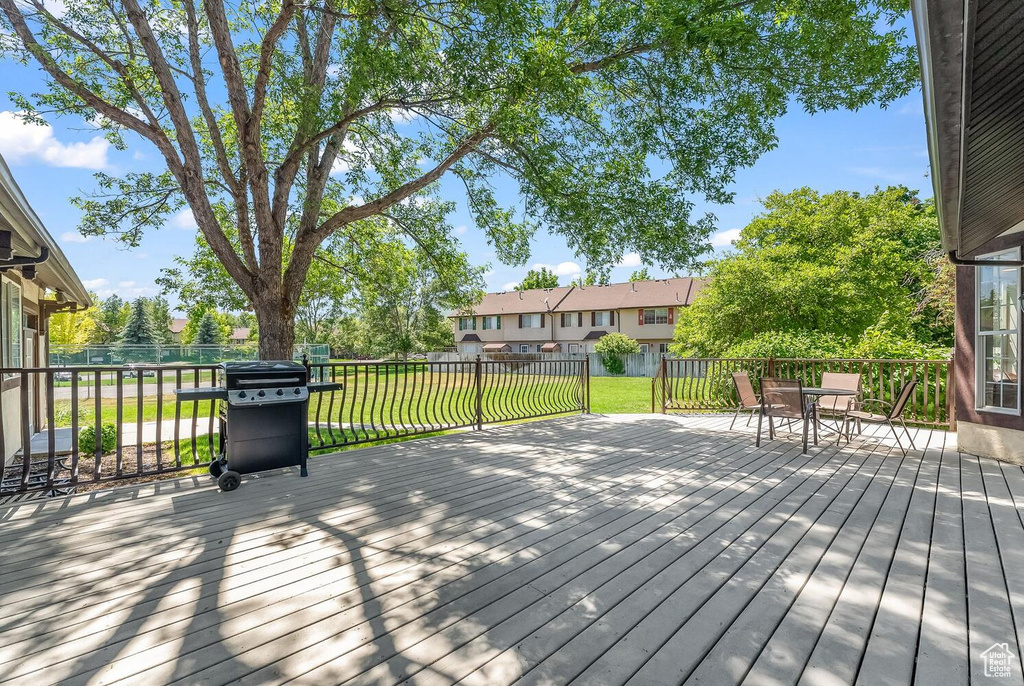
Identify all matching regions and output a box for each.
[954,231,1024,434]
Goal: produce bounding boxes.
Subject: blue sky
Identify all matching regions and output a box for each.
[0,38,930,314]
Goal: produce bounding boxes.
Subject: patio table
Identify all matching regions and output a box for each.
[800,387,858,448]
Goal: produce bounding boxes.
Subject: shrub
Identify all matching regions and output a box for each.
[594,333,641,375]
[80,423,117,453]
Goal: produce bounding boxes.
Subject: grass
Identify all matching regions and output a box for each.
[52,375,660,438]
[590,377,654,414]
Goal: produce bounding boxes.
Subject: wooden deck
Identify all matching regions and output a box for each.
[0,414,1021,686]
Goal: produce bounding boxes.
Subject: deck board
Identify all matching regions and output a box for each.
[0,414,1021,686]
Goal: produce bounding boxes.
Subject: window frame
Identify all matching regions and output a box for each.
[643,307,669,325]
[519,344,530,354]
[482,315,500,330]
[560,312,575,328]
[1,276,23,376]
[594,311,611,327]
[975,248,1021,415]
[568,343,580,354]
[458,316,476,331]
[521,313,542,328]
[640,343,650,354]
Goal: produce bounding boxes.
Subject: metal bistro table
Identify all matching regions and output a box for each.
[800,386,859,450]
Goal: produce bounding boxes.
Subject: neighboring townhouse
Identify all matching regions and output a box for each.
[452,278,707,354]
[168,318,187,343]
[1,153,91,462]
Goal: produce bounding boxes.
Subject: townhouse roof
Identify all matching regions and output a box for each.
[232,327,251,340]
[462,278,708,317]
[169,318,188,334]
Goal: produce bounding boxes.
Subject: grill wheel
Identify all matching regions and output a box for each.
[217,470,241,492]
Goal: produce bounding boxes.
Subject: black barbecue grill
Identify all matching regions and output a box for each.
[175,361,341,491]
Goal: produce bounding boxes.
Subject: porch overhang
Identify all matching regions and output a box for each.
[912,0,1024,256]
[482,343,511,352]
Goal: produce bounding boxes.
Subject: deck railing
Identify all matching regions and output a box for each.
[0,356,589,498]
[652,357,954,428]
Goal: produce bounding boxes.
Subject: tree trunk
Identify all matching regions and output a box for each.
[254,295,296,360]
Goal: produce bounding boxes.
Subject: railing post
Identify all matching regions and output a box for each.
[583,354,591,413]
[660,355,668,414]
[946,357,957,431]
[474,355,483,430]
[767,355,776,378]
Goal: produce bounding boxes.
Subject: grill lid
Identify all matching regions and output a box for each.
[221,360,308,390]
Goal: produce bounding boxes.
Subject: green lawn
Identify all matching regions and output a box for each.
[590,376,654,414]
[53,374,661,437]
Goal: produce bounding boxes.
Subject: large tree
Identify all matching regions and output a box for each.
[1,0,917,358]
[517,267,560,291]
[673,186,950,356]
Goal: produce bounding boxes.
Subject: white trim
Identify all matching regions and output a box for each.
[975,247,1021,415]
[519,344,529,354]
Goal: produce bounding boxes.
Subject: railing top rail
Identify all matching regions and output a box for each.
[2,364,220,374]
[665,357,952,364]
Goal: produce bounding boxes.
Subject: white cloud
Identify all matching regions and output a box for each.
[616,252,642,268]
[502,281,519,291]
[453,225,468,236]
[330,139,363,175]
[0,111,110,170]
[532,261,581,278]
[60,231,91,244]
[83,275,157,299]
[389,107,419,124]
[711,228,742,247]
[169,209,198,231]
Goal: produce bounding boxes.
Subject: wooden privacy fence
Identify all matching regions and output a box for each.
[652,357,954,428]
[0,358,589,499]
[428,352,665,377]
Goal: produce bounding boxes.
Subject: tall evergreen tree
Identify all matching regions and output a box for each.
[119,297,158,345]
[147,296,174,344]
[195,313,224,345]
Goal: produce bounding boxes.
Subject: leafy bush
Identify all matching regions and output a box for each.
[721,328,951,361]
[80,424,117,454]
[594,333,641,375]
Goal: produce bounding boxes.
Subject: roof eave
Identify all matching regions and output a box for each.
[911,0,965,253]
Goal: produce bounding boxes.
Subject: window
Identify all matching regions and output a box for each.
[640,344,650,354]
[594,311,611,327]
[568,344,580,354]
[520,344,530,353]
[560,312,575,328]
[659,343,669,354]
[976,250,1020,413]
[1,276,22,373]
[482,315,501,330]
[536,344,543,353]
[458,317,476,331]
[520,313,542,328]
[643,308,669,325]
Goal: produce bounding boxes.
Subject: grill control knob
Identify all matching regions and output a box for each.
[294,388,301,395]
[257,390,266,398]
[276,388,284,396]
[238,391,246,398]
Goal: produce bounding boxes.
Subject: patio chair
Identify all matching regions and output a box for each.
[756,377,812,453]
[815,372,862,436]
[729,372,761,429]
[844,381,919,456]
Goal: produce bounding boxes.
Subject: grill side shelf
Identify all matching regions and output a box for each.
[309,382,343,393]
[174,387,229,402]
